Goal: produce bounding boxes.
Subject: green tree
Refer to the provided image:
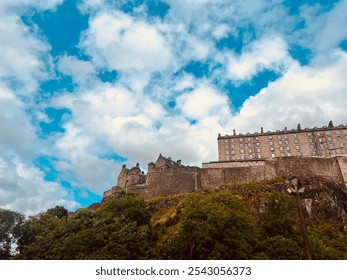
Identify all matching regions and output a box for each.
[162,192,259,259]
[16,192,154,259]
[0,208,25,259]
[46,206,68,219]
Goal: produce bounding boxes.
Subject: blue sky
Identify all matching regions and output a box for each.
[1,0,347,214]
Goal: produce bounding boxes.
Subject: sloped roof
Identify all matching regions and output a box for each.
[155,154,183,168]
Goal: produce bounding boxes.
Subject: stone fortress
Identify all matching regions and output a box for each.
[103,121,347,200]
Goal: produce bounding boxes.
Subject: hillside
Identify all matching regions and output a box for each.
[14,176,347,260]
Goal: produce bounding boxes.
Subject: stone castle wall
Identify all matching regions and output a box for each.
[103,155,346,201]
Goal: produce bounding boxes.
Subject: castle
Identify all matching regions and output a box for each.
[103,121,347,200]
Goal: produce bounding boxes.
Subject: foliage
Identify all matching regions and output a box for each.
[14,182,347,260]
[160,192,259,259]
[0,208,25,259]
[16,193,153,259]
[46,206,68,219]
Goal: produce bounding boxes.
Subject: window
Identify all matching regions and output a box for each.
[336,130,341,134]
[284,135,288,139]
[287,152,291,156]
[231,150,235,155]
[329,143,334,149]
[249,155,253,159]
[270,141,273,146]
[340,143,344,148]
[320,143,324,148]
[281,153,285,157]
[256,137,259,141]
[249,148,253,153]
[286,147,290,151]
[257,154,262,159]
[241,155,245,160]
[248,137,251,141]
[231,139,234,143]
[240,138,243,142]
[226,156,229,160]
[256,142,260,147]
[231,156,235,160]
[248,143,252,147]
[270,147,274,152]
[240,149,244,154]
[312,151,317,156]
[280,147,284,151]
[296,145,300,150]
[322,150,326,155]
[341,148,346,153]
[225,139,228,143]
[257,148,261,153]
[231,144,235,148]
[285,140,289,145]
[331,150,336,155]
[294,134,297,138]
[278,135,282,139]
[279,140,283,145]
[328,137,332,142]
[271,153,275,158]
[225,145,228,149]
[240,143,244,148]
[225,150,229,155]
[268,136,273,140]
[309,138,313,143]
[308,132,312,136]
[297,151,301,156]
[294,139,299,144]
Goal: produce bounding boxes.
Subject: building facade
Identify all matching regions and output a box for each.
[218,121,347,162]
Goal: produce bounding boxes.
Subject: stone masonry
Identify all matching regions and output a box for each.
[103,122,347,200]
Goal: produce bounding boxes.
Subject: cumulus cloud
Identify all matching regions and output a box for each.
[0,12,50,92]
[80,11,172,73]
[57,55,96,86]
[0,84,77,214]
[227,36,292,81]
[177,84,230,120]
[297,0,347,53]
[230,50,347,133]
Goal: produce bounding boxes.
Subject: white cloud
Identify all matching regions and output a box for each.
[0,12,51,92]
[0,157,79,215]
[177,84,230,120]
[313,0,347,52]
[0,83,77,214]
[227,36,292,81]
[80,11,172,73]
[230,50,347,133]
[57,55,96,86]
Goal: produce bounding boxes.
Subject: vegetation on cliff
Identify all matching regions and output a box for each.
[2,177,347,260]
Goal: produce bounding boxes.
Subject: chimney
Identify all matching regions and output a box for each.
[284,126,287,132]
[122,164,126,169]
[136,163,139,167]
[233,129,236,136]
[261,127,264,133]
[328,120,334,128]
[297,123,301,131]
[177,160,181,166]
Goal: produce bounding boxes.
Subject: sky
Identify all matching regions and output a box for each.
[1,0,347,214]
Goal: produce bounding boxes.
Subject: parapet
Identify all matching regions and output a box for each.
[218,121,347,139]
